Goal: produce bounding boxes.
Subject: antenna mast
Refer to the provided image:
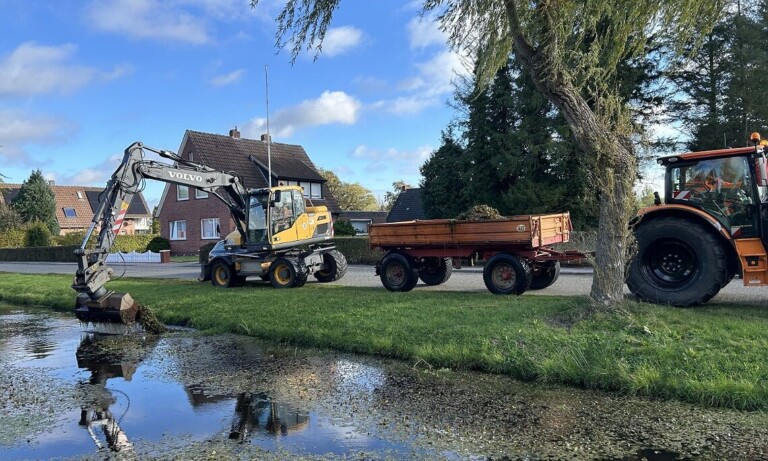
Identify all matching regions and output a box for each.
[265,65,272,187]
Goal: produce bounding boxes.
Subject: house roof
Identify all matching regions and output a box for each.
[386,188,425,223]
[1,184,151,230]
[175,130,340,213]
[338,211,388,224]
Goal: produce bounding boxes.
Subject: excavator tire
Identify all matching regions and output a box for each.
[529,261,560,290]
[314,250,348,283]
[626,217,727,306]
[211,260,240,288]
[483,253,531,295]
[418,257,453,285]
[269,257,308,289]
[379,252,419,292]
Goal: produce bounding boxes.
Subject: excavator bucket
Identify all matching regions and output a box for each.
[75,291,139,325]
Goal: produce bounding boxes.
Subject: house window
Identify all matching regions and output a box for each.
[201,218,220,239]
[63,207,77,218]
[310,182,322,198]
[351,219,372,235]
[170,220,186,240]
[177,186,189,201]
[195,189,208,199]
[76,191,84,199]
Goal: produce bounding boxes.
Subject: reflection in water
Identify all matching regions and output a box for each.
[228,392,309,441]
[74,333,156,453]
[0,312,57,361]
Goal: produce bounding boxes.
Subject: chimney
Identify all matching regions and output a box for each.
[260,133,272,143]
[229,126,240,139]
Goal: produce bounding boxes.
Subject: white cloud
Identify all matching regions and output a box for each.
[209,69,245,87]
[47,154,122,186]
[319,26,364,57]
[86,0,211,44]
[0,42,98,97]
[407,15,446,49]
[350,144,432,177]
[242,91,361,138]
[0,110,74,165]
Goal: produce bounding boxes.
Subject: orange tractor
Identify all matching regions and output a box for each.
[627,133,768,305]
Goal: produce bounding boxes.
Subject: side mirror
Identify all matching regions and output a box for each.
[756,157,768,187]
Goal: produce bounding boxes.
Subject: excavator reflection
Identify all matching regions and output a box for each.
[75,333,157,453]
[227,392,309,441]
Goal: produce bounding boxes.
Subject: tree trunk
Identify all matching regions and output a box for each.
[504,0,637,307]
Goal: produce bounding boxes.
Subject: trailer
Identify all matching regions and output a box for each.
[368,212,584,294]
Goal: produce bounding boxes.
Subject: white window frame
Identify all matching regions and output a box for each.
[350,219,372,235]
[170,220,187,240]
[310,182,322,199]
[177,185,189,201]
[201,218,220,240]
[195,189,208,199]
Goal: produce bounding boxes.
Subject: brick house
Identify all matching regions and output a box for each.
[157,128,340,254]
[1,184,151,235]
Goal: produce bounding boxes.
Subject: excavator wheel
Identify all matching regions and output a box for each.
[269,257,308,289]
[211,260,240,288]
[314,250,348,283]
[626,217,727,306]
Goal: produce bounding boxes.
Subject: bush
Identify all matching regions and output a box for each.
[25,222,52,247]
[334,219,357,236]
[53,231,90,247]
[0,227,26,248]
[147,236,171,253]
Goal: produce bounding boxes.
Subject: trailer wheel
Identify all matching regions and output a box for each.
[269,257,307,289]
[626,217,727,306]
[379,253,419,292]
[529,261,560,290]
[211,260,238,288]
[483,254,531,295]
[418,258,453,285]
[314,250,348,282]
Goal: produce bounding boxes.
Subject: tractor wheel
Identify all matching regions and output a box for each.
[529,261,560,290]
[626,217,727,306]
[379,253,419,292]
[418,258,453,285]
[314,250,348,283]
[269,257,307,289]
[483,253,531,295]
[211,260,239,288]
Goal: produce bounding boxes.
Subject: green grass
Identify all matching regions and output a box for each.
[1,272,767,411]
[170,255,200,263]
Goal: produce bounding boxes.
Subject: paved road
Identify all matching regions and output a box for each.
[1,261,766,306]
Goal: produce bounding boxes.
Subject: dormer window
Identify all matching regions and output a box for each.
[76,191,84,199]
[63,207,77,218]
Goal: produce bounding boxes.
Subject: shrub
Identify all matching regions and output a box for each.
[54,231,89,246]
[147,236,171,253]
[334,219,357,236]
[25,221,52,247]
[0,227,26,248]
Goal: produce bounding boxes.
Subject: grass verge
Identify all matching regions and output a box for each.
[1,273,766,411]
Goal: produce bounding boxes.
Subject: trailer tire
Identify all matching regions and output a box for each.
[314,250,348,283]
[211,260,239,288]
[379,253,419,292]
[269,257,307,289]
[483,253,531,295]
[418,258,453,285]
[626,217,726,306]
[529,261,560,290]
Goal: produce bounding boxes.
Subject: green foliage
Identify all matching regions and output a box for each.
[0,227,26,248]
[318,168,379,211]
[12,170,59,235]
[24,222,52,247]
[151,206,160,233]
[382,180,411,211]
[146,236,171,253]
[333,236,384,264]
[0,203,23,231]
[333,219,356,236]
[109,234,160,253]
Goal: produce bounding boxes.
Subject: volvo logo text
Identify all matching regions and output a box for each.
[168,171,204,182]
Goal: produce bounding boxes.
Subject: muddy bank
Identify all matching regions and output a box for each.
[1,307,766,460]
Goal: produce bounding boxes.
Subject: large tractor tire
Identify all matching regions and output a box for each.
[482,253,531,295]
[626,217,727,306]
[211,260,239,288]
[269,257,308,289]
[529,261,560,290]
[418,257,453,285]
[314,250,348,283]
[379,252,419,292]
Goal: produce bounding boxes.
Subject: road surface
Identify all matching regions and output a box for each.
[0,261,766,306]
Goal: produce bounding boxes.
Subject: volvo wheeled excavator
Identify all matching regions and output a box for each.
[73,142,347,325]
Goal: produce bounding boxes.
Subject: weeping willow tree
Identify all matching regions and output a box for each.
[251,0,724,308]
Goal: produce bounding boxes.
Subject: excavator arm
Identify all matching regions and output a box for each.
[73,141,248,324]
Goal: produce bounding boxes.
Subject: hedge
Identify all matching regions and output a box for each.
[0,233,171,262]
[0,245,79,262]
[333,236,384,265]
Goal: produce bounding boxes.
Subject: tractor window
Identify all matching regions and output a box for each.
[670,156,757,237]
[247,194,268,243]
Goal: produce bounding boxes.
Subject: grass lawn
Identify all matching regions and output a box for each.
[169,255,200,263]
[1,272,766,411]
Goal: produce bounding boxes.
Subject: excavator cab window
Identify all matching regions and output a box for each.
[247,194,269,243]
[669,156,758,238]
[271,189,296,235]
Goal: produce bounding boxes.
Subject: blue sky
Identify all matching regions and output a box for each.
[0,0,470,208]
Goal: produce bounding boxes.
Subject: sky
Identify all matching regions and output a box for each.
[0,0,471,209]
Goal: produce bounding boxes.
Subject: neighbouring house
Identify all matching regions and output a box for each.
[157,128,341,254]
[0,183,152,235]
[386,188,425,222]
[337,211,388,235]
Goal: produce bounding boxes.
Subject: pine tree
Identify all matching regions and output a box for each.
[12,170,59,235]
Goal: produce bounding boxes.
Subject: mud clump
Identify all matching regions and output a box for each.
[136,304,168,334]
[455,205,504,220]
